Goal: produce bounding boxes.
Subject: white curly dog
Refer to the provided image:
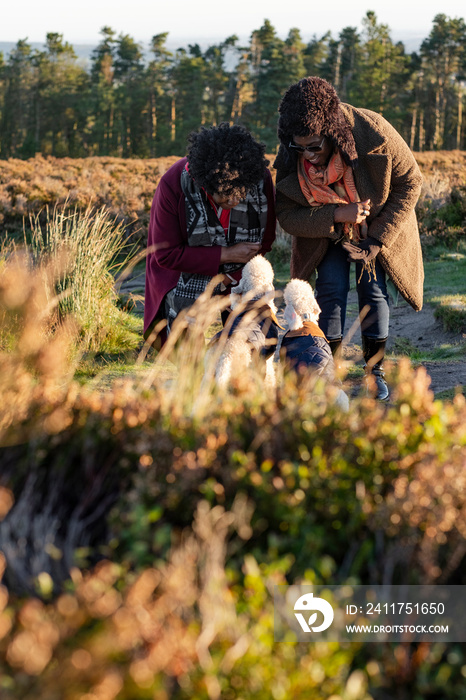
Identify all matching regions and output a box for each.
[281,278,350,411]
[204,255,281,390]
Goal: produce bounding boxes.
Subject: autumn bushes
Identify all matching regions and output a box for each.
[1,380,466,697]
[0,154,181,243]
[1,151,465,253]
[1,254,466,697]
[415,150,466,248]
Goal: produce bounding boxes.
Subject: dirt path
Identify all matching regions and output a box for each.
[343,291,466,395]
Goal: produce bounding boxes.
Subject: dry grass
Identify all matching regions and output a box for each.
[27,205,140,352]
[0,150,463,244]
[0,254,77,443]
[413,150,466,186]
[0,155,182,243]
[0,150,464,245]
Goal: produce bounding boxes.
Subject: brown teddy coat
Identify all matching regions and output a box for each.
[274,104,424,311]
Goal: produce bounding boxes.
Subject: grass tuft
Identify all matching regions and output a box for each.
[26,204,140,353]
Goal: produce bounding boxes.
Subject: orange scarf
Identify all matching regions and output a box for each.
[297,151,363,241]
[284,321,327,340]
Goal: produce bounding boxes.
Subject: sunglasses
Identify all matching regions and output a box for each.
[288,136,327,154]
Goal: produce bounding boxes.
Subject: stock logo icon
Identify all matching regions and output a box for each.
[294,592,334,633]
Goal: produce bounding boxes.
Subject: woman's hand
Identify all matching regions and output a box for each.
[220,242,261,264]
[334,199,371,225]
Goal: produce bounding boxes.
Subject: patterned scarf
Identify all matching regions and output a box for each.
[164,168,268,329]
[297,151,363,241]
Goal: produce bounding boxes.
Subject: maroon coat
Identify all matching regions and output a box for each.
[143,157,276,338]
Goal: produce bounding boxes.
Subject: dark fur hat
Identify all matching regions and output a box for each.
[277,77,358,166]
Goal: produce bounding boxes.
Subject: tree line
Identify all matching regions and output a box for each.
[1,11,465,160]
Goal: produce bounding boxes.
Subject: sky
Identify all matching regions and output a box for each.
[1,0,465,48]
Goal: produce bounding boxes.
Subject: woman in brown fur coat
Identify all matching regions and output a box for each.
[274,76,424,401]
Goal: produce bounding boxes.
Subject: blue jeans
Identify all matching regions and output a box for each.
[315,241,389,341]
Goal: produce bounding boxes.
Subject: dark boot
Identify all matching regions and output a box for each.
[328,337,342,358]
[328,337,343,373]
[361,336,389,402]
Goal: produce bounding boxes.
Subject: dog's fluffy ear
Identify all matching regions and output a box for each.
[284,279,321,323]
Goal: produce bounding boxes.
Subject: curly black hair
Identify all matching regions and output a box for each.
[187,122,269,199]
[277,77,358,167]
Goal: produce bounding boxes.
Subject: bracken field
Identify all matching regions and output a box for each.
[0,149,465,241]
[0,151,465,700]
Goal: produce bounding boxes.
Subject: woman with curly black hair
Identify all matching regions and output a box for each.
[275,77,424,401]
[144,123,276,346]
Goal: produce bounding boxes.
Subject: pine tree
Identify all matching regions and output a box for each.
[420,14,466,149]
[90,26,117,155]
[302,33,331,77]
[229,43,255,124]
[0,40,36,157]
[34,33,89,157]
[349,12,409,134]
[247,21,305,149]
[202,36,238,126]
[335,27,361,101]
[147,33,172,156]
[169,46,205,153]
[113,33,147,156]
